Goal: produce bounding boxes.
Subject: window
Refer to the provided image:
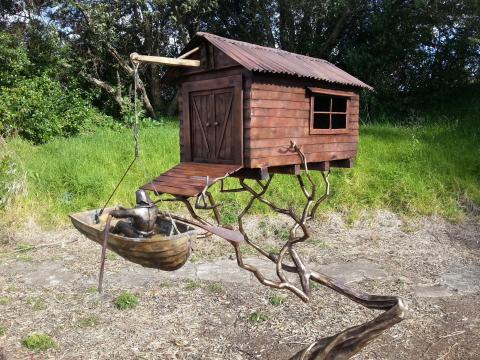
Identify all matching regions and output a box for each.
[309,89,352,134]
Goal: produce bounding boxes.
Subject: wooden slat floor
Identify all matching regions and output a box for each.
[141,162,242,197]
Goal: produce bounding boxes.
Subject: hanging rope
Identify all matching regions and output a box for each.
[133,62,140,158]
[95,62,141,222]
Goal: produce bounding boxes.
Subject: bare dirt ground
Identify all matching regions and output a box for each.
[0,211,479,360]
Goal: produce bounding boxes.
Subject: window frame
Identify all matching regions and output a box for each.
[308,88,355,135]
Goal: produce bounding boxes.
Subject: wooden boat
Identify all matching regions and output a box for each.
[69,208,196,271]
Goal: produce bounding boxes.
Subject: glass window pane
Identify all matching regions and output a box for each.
[313,113,330,129]
[332,97,347,112]
[314,94,330,112]
[331,114,346,129]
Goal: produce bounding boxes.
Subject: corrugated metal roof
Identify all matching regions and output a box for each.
[191,32,372,90]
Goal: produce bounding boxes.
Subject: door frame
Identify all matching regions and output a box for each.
[181,75,243,165]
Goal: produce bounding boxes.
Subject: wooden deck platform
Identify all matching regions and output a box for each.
[141,162,242,197]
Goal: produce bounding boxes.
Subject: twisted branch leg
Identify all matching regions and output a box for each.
[163,143,405,359]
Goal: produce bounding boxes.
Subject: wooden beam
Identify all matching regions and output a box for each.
[178,46,200,59]
[330,159,353,168]
[268,164,301,175]
[130,53,200,67]
[304,161,330,172]
[232,167,269,180]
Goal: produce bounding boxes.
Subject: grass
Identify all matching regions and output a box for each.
[269,294,287,306]
[248,310,268,324]
[78,315,100,328]
[207,282,224,294]
[106,251,118,261]
[22,332,56,351]
[27,297,46,311]
[184,279,201,290]
[86,285,98,294]
[114,291,139,310]
[1,90,479,227]
[0,324,6,336]
[0,296,9,305]
[15,243,34,252]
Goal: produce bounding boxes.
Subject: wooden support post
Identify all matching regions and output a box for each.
[177,46,200,59]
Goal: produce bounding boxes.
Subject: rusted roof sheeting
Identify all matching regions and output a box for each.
[194,32,372,90]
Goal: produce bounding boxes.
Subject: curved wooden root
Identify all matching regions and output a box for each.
[290,271,406,360]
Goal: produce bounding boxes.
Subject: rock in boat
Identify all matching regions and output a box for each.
[69,208,196,271]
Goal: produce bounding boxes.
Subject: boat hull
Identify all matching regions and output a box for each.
[70,208,196,270]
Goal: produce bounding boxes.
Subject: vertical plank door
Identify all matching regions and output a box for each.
[182,75,243,165]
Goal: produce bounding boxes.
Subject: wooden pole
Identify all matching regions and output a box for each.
[130,52,200,67]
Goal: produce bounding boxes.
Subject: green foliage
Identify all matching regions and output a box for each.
[0,324,6,336]
[22,332,56,351]
[5,1,479,121]
[114,291,139,310]
[0,75,115,144]
[269,294,287,306]
[0,32,30,86]
[248,310,268,324]
[0,30,116,144]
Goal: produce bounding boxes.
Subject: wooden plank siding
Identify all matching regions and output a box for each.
[244,80,359,168]
[175,41,360,169]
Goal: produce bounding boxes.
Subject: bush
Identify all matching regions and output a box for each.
[0,32,30,87]
[0,75,115,144]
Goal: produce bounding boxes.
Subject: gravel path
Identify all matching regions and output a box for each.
[0,211,479,359]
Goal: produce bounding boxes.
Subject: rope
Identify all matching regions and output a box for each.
[95,60,164,223]
[133,62,140,158]
[95,63,141,222]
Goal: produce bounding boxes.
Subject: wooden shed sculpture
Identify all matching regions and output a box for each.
[71,32,406,360]
[140,32,370,197]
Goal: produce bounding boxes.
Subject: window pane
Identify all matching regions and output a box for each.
[314,94,330,112]
[332,97,347,112]
[331,114,346,129]
[313,113,330,129]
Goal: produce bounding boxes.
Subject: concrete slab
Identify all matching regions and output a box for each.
[413,285,453,298]
[11,261,80,287]
[442,265,480,294]
[3,257,389,290]
[316,260,388,284]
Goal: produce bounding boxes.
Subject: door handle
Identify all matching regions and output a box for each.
[206,122,211,127]
[214,122,219,126]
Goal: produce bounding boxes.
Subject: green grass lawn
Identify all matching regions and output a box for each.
[2,113,479,227]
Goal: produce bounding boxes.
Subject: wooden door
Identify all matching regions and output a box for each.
[182,75,243,165]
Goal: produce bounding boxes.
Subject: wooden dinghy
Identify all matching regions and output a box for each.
[70,208,196,271]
